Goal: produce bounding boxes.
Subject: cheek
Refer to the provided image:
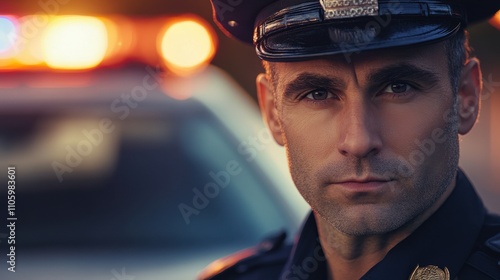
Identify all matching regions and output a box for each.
[380,96,457,169]
[279,107,338,193]
[280,107,338,161]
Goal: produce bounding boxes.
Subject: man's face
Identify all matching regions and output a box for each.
[258,42,480,236]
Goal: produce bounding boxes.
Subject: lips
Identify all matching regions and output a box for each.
[332,177,393,193]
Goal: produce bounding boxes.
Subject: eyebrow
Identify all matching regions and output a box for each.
[366,63,441,90]
[281,63,441,98]
[283,72,346,98]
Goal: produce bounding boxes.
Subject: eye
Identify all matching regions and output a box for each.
[304,89,333,100]
[383,82,411,94]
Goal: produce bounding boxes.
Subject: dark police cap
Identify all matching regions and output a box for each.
[210,0,500,61]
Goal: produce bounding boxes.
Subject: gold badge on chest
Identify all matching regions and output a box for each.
[409,265,450,280]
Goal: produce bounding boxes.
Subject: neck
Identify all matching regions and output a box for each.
[316,177,456,280]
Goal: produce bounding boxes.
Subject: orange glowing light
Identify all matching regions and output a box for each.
[101,16,135,66]
[14,15,51,66]
[489,10,500,30]
[42,16,108,70]
[158,17,217,76]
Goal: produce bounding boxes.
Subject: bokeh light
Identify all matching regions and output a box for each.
[0,16,18,59]
[101,16,135,66]
[158,17,216,76]
[14,15,51,66]
[42,16,108,70]
[489,10,500,30]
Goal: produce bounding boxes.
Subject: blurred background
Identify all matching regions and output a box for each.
[0,1,498,279]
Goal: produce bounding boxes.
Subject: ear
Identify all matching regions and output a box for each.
[457,58,482,135]
[256,73,284,146]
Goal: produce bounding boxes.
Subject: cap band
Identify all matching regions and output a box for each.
[321,0,379,19]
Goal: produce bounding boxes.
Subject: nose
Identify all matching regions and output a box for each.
[337,100,382,159]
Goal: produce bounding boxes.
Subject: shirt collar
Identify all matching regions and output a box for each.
[280,169,486,279]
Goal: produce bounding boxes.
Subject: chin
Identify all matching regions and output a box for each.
[321,204,416,236]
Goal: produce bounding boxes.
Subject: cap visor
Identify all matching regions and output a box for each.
[257,18,462,61]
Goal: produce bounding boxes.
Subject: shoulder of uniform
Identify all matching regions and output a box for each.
[197,230,291,280]
[461,213,500,279]
[484,213,500,253]
[486,232,500,254]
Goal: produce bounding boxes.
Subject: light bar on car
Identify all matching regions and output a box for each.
[0,14,218,75]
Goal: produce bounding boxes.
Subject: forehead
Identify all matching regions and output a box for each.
[270,41,448,88]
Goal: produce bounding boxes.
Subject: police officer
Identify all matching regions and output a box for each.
[200,0,500,279]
